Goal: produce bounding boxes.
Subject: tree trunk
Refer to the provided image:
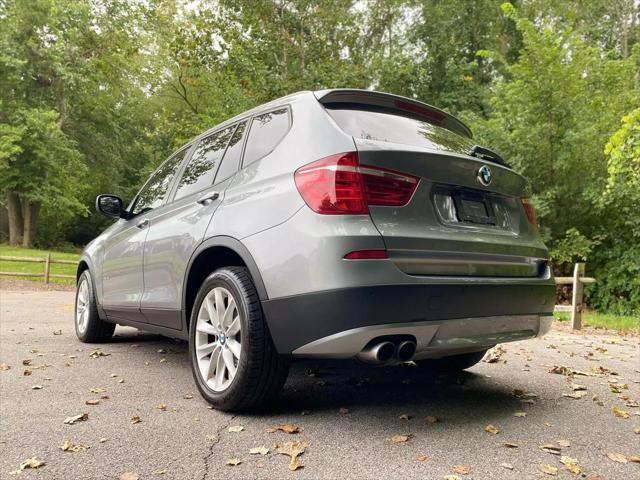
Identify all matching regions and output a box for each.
[22,200,41,248]
[6,192,24,246]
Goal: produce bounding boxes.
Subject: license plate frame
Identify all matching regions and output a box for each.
[452,191,496,225]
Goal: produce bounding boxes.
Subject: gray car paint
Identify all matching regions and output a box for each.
[81,89,555,357]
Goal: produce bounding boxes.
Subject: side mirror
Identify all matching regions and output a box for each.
[96,194,126,219]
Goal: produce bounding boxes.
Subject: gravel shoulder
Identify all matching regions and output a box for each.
[1,287,638,480]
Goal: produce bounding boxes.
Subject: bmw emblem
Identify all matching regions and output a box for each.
[219,333,226,345]
[477,165,493,186]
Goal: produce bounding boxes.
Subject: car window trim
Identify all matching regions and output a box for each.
[169,123,241,203]
[240,105,292,169]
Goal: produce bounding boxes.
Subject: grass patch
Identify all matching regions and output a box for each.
[554,310,640,333]
[0,244,80,285]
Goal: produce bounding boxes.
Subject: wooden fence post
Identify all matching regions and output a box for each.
[44,253,51,284]
[571,262,585,330]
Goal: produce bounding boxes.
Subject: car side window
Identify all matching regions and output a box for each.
[242,108,290,167]
[174,126,236,200]
[132,148,188,215]
[214,120,248,183]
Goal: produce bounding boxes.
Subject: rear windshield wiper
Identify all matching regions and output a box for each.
[467,145,508,167]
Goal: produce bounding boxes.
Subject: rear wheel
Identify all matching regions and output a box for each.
[415,349,488,371]
[189,267,289,412]
[75,270,115,342]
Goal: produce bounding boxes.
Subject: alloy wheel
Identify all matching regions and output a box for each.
[194,287,242,392]
[75,279,90,335]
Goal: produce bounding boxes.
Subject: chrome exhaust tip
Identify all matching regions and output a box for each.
[356,341,396,364]
[396,340,417,362]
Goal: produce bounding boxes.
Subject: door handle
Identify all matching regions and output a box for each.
[136,218,150,229]
[197,191,220,205]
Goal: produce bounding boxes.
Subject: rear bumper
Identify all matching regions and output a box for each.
[261,283,555,356]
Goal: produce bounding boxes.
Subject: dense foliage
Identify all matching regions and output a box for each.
[1,0,638,313]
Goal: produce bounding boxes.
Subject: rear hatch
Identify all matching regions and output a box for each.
[318,90,549,278]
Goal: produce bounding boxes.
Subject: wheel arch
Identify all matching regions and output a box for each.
[182,236,268,332]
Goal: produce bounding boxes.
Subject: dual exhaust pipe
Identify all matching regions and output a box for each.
[357,340,417,364]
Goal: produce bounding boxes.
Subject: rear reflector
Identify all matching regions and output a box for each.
[344,249,388,260]
[294,152,419,215]
[522,198,538,227]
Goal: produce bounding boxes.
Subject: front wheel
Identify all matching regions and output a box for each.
[189,267,289,412]
[415,349,488,371]
[75,270,115,343]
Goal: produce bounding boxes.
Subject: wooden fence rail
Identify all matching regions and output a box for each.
[554,262,596,330]
[0,254,78,283]
[1,256,595,330]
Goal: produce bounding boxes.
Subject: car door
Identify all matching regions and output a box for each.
[140,121,249,329]
[100,147,188,322]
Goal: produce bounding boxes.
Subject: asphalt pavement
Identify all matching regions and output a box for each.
[0,285,638,480]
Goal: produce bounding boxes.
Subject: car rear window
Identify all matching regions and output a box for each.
[242,108,290,166]
[325,104,474,155]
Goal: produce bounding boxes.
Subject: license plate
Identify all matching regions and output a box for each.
[453,192,496,225]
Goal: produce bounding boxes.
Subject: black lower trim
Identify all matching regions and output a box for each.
[261,283,555,354]
[104,314,189,341]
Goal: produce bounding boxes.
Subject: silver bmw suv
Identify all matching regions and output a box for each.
[76,89,555,411]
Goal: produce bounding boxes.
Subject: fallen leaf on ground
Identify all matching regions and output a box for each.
[0,363,10,371]
[629,455,640,463]
[483,345,506,363]
[225,458,241,466]
[22,359,32,366]
[416,455,428,462]
[612,406,629,418]
[513,411,527,417]
[563,392,586,399]
[157,349,167,354]
[500,463,514,470]
[399,414,411,420]
[99,438,108,443]
[557,439,571,447]
[606,452,627,463]
[250,446,269,455]
[634,427,640,434]
[571,383,586,391]
[540,443,562,455]
[339,407,350,415]
[64,413,88,425]
[183,394,193,399]
[118,378,125,383]
[485,424,499,434]
[119,473,139,480]
[389,434,411,443]
[53,330,62,335]
[228,425,244,433]
[452,465,470,475]
[131,415,142,424]
[85,399,100,406]
[89,350,110,358]
[265,424,303,434]
[539,463,558,475]
[153,469,167,475]
[593,395,604,406]
[31,385,43,390]
[549,365,572,375]
[23,368,32,376]
[20,457,44,470]
[425,416,438,424]
[560,455,580,475]
[503,442,519,448]
[62,439,89,452]
[157,404,167,411]
[444,475,462,480]
[276,441,309,471]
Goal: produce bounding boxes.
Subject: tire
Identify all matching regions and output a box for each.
[415,349,488,371]
[189,267,289,412]
[74,270,115,343]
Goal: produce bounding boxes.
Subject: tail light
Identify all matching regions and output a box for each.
[294,152,419,215]
[344,249,388,260]
[521,198,538,227]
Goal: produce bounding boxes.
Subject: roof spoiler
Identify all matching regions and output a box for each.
[314,89,473,139]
